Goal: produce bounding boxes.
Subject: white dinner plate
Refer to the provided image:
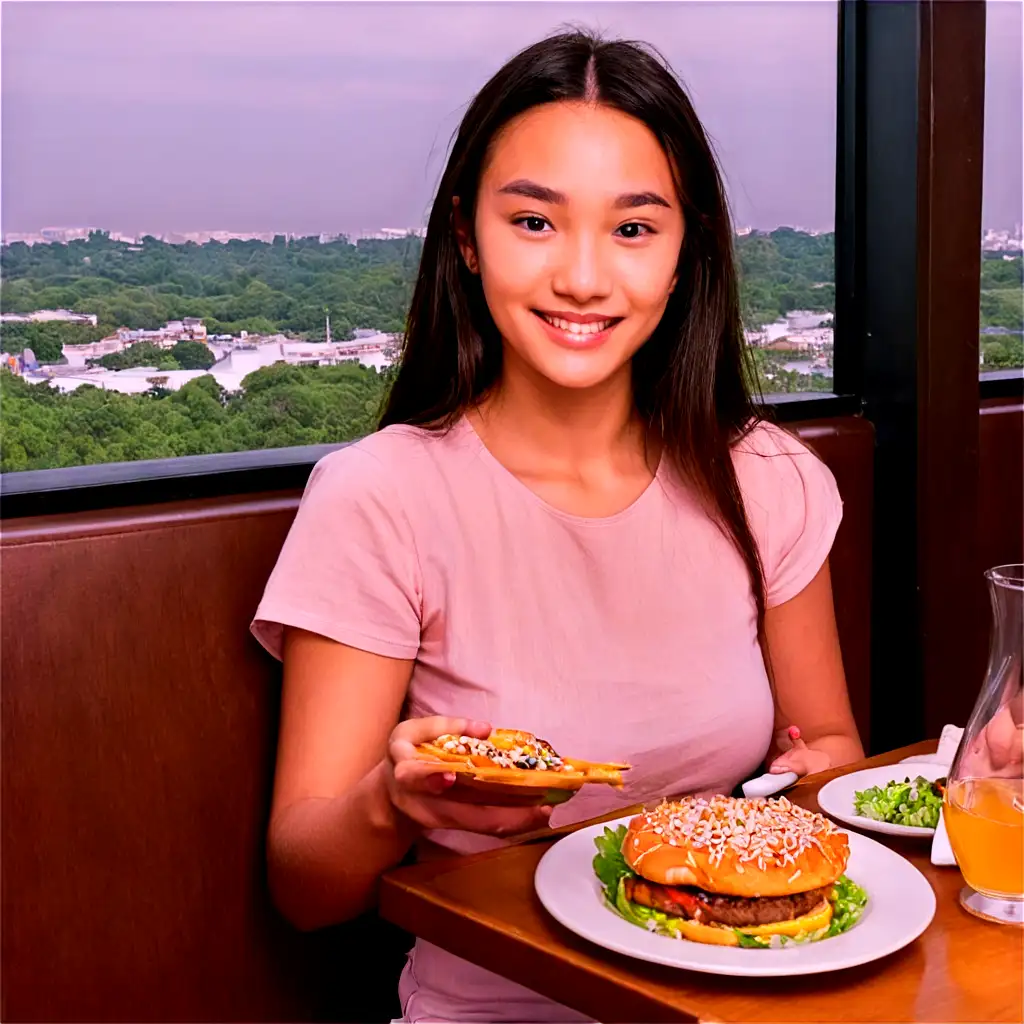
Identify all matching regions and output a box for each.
[817,762,949,837]
[534,816,935,978]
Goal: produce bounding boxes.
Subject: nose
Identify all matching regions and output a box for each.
[550,231,612,305]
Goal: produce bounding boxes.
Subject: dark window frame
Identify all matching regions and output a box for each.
[980,368,1024,400]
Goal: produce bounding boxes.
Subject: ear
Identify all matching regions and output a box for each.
[452,196,479,274]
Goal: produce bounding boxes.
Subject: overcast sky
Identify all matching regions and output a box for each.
[2,0,1021,235]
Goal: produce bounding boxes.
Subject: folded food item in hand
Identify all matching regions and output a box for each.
[415,728,629,797]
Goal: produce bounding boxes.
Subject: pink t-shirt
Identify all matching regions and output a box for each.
[251,416,842,1023]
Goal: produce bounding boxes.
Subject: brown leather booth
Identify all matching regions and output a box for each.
[0,417,874,1023]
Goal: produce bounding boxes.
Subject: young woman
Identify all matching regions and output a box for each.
[252,29,863,1024]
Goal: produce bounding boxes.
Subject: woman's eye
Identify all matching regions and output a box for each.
[516,216,549,233]
[615,222,652,239]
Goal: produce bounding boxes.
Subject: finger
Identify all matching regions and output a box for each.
[985,713,1024,770]
[390,717,492,762]
[429,800,554,837]
[392,758,459,790]
[787,725,808,750]
[441,784,568,807]
[769,747,809,775]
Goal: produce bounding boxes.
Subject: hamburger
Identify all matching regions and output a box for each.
[415,728,629,804]
[595,794,862,947]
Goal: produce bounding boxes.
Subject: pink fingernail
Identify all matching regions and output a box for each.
[788,726,801,740]
[443,772,456,785]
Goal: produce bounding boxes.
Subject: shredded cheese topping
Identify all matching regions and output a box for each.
[640,794,839,870]
[434,734,571,772]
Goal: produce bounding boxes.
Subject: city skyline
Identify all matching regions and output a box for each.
[4,221,1023,245]
[2,1,1021,236]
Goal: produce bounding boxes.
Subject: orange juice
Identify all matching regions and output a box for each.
[944,777,1024,898]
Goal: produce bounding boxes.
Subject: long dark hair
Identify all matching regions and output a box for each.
[380,29,768,636]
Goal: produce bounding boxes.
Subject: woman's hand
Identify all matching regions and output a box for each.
[761,561,865,778]
[768,725,832,777]
[960,699,1024,779]
[384,716,556,837]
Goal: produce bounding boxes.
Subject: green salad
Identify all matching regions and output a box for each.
[592,825,868,950]
[852,775,945,829]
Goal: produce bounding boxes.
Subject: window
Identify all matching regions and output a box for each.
[0,1,839,474]
[980,0,1023,377]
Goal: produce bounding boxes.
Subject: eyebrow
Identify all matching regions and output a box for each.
[497,179,672,210]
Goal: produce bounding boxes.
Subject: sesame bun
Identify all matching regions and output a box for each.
[624,794,849,898]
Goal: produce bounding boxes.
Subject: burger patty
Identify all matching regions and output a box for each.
[624,876,832,927]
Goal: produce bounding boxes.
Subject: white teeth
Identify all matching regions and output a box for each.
[541,314,614,335]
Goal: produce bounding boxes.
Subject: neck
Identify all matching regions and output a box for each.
[473,348,652,471]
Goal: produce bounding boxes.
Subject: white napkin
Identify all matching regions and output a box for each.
[900,723,963,866]
[899,723,964,767]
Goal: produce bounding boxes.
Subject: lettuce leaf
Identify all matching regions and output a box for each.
[824,874,869,938]
[592,824,634,904]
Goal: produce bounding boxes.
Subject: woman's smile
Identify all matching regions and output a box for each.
[532,309,624,350]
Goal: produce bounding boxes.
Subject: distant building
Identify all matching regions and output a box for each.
[0,232,48,246]
[161,317,208,342]
[29,335,393,397]
[1,309,99,326]
[745,310,833,350]
[26,365,213,396]
[982,227,1024,252]
[39,227,100,243]
[212,333,394,375]
[785,310,833,330]
[62,338,128,367]
[764,339,814,353]
[61,318,209,365]
[353,227,427,241]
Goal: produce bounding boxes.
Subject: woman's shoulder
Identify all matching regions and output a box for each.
[729,419,843,606]
[730,419,831,495]
[732,418,818,461]
[305,418,479,505]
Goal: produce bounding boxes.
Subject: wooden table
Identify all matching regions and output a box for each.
[380,741,1024,1022]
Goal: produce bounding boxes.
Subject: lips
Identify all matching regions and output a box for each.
[536,311,619,335]
[532,310,623,349]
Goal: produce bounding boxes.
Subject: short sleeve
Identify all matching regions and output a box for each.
[733,423,844,608]
[250,445,422,661]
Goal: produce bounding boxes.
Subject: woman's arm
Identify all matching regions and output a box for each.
[267,627,417,930]
[268,627,553,931]
[762,559,864,775]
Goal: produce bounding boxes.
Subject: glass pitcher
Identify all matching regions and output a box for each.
[944,564,1024,925]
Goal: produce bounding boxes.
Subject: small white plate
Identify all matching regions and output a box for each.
[816,762,949,837]
[534,816,935,978]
